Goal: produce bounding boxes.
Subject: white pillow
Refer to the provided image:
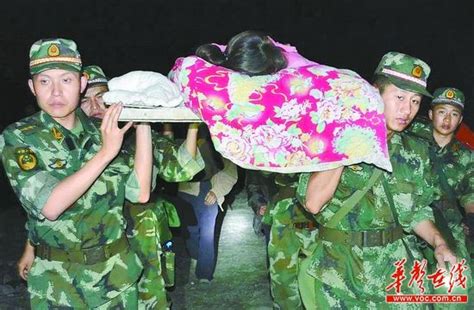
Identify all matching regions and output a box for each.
[103,70,183,108]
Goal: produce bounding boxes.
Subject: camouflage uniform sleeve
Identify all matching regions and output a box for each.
[459,151,474,207]
[296,173,310,206]
[152,135,204,182]
[407,185,435,231]
[0,130,59,220]
[406,148,436,231]
[124,169,141,203]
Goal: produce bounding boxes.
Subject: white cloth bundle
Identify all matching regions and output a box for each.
[103,70,183,108]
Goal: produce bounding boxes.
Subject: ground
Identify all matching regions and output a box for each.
[0,189,273,309]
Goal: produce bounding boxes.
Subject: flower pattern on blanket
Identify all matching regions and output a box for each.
[169,57,392,173]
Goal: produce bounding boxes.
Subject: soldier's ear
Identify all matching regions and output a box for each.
[428,109,433,120]
[80,75,88,94]
[28,79,36,96]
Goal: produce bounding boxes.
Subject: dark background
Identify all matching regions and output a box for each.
[0,0,472,203]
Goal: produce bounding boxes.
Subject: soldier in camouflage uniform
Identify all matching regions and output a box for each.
[80,65,109,119]
[263,173,318,309]
[0,38,154,308]
[79,64,205,309]
[296,52,458,309]
[124,196,181,310]
[409,87,473,303]
[81,65,205,309]
[123,130,203,310]
[16,64,112,283]
[17,63,201,309]
[245,170,276,244]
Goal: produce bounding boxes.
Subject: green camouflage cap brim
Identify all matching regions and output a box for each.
[83,65,108,86]
[431,87,465,110]
[29,38,82,75]
[374,51,432,98]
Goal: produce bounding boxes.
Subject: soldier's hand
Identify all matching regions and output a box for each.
[17,242,35,281]
[434,243,457,270]
[204,190,217,206]
[100,103,133,160]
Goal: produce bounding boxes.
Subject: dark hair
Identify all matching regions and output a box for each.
[372,74,392,94]
[196,30,287,76]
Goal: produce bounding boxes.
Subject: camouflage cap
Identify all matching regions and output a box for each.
[83,65,108,87]
[431,87,465,110]
[374,51,432,97]
[29,38,82,75]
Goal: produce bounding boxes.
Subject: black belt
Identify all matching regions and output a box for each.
[36,234,129,265]
[319,225,404,247]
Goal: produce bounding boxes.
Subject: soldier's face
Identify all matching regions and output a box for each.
[380,84,422,135]
[429,104,463,137]
[80,84,108,119]
[28,69,87,126]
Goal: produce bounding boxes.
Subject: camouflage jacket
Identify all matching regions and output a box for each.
[0,109,142,246]
[263,173,313,226]
[123,129,205,185]
[297,132,435,232]
[409,121,474,226]
[0,108,203,306]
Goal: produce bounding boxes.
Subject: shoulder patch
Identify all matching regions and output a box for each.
[18,123,40,136]
[15,147,38,171]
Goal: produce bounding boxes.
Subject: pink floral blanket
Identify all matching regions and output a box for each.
[169,51,392,173]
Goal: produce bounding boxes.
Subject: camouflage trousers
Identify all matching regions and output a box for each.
[298,235,431,309]
[30,283,138,309]
[124,201,175,310]
[267,199,318,310]
[27,247,142,309]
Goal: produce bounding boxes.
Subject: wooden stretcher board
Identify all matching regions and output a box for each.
[118,106,202,122]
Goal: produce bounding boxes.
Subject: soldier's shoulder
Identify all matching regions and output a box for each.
[452,140,473,163]
[452,139,472,153]
[2,113,42,139]
[405,119,432,142]
[400,130,431,153]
